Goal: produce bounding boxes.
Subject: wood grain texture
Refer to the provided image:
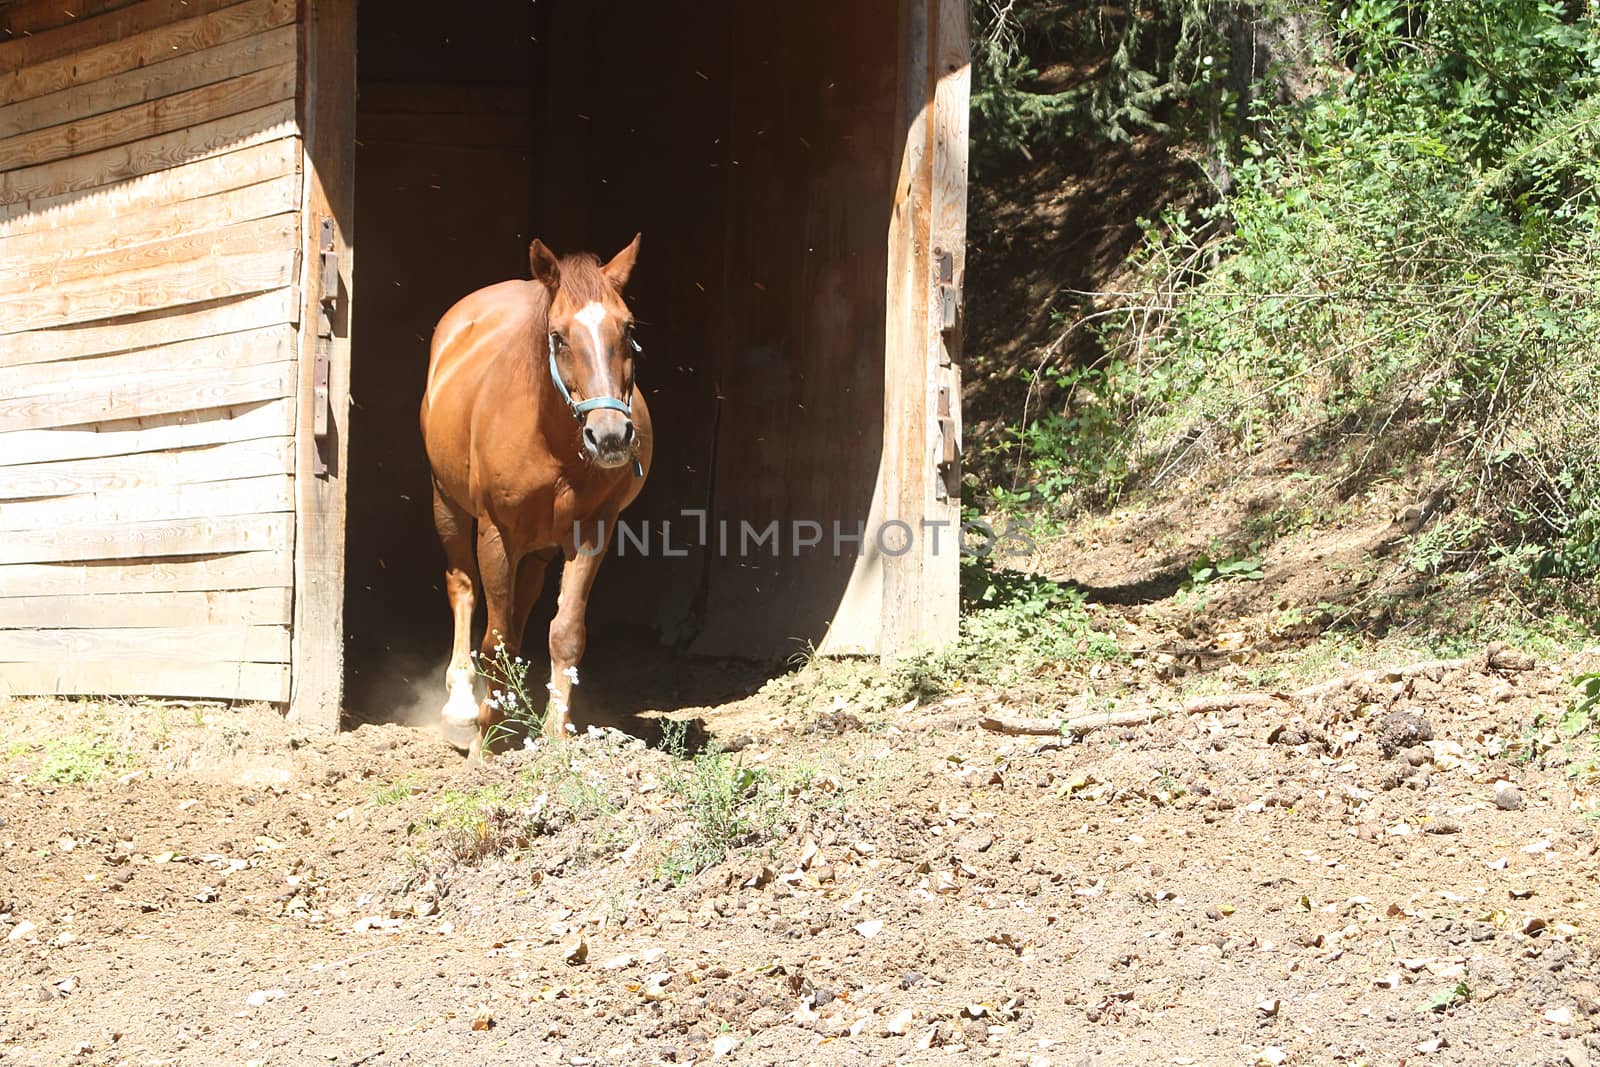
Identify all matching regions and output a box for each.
[0,59,295,169]
[0,548,290,597]
[0,100,295,210]
[0,23,294,137]
[0,250,295,333]
[0,624,290,663]
[1,322,292,396]
[879,0,934,659]
[0,435,293,498]
[0,586,291,628]
[2,211,297,297]
[921,0,967,643]
[1,0,143,39]
[3,174,298,276]
[1,0,295,106]
[288,0,354,728]
[0,134,298,239]
[0,472,290,531]
[0,288,298,368]
[0,659,289,701]
[0,0,237,71]
[0,396,294,468]
[0,511,291,565]
[0,358,294,431]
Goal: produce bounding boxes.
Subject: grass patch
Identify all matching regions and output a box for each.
[27,735,129,786]
[763,560,1123,717]
[373,777,417,806]
[412,738,632,868]
[653,721,802,884]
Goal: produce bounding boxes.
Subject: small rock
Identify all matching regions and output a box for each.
[884,1008,914,1036]
[1546,1006,1575,1025]
[1486,644,1535,671]
[7,920,37,942]
[900,971,924,990]
[1572,981,1600,1015]
[1269,723,1310,746]
[1494,783,1524,811]
[1377,711,1434,758]
[1425,817,1462,835]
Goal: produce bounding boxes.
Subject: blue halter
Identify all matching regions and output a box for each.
[548,332,644,477]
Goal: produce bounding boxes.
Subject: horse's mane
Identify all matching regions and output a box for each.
[556,253,614,306]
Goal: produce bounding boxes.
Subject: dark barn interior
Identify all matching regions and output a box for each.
[344,0,900,720]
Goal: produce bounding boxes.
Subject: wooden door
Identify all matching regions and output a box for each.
[287,0,353,730]
[878,0,968,657]
[0,0,353,727]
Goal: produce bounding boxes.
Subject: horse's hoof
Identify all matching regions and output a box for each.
[440,716,478,754]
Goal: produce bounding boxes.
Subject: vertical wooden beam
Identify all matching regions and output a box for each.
[288,0,354,731]
[881,0,967,657]
[928,0,968,629]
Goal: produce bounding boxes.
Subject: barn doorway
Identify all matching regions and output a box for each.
[343,0,903,725]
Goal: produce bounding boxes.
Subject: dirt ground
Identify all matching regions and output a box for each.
[5,500,1600,1067]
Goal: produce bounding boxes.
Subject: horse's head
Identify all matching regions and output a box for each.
[530,234,642,470]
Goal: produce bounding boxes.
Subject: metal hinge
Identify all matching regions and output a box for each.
[312,216,339,477]
[934,246,960,366]
[935,381,961,502]
[933,248,963,502]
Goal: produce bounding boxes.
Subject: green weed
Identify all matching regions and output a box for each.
[373,777,416,806]
[473,640,545,749]
[28,736,129,786]
[655,749,795,885]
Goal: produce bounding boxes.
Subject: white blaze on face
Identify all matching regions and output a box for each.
[573,302,607,356]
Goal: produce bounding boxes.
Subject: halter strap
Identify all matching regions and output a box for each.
[548,333,644,477]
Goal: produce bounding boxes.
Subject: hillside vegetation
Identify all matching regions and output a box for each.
[966,0,1600,625]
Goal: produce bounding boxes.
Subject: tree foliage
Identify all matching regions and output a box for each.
[992,0,1600,593]
[970,0,1239,170]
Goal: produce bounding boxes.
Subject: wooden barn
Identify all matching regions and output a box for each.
[0,0,970,730]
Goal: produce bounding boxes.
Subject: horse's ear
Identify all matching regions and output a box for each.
[529,239,561,292]
[602,233,642,290]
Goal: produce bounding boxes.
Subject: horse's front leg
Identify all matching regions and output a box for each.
[544,517,615,739]
[469,522,520,763]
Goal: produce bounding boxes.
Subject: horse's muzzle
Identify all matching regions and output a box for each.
[582,411,634,468]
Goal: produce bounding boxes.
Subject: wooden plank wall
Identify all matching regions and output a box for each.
[878,0,965,658]
[0,0,302,702]
[684,0,901,658]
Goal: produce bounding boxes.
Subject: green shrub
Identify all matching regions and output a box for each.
[971,0,1240,171]
[1004,0,1600,594]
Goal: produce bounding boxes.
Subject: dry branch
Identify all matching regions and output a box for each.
[976,646,1534,741]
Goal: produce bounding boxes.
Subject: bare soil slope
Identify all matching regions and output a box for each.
[3,605,1597,1066]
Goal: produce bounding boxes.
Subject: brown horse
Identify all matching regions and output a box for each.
[420,235,652,758]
